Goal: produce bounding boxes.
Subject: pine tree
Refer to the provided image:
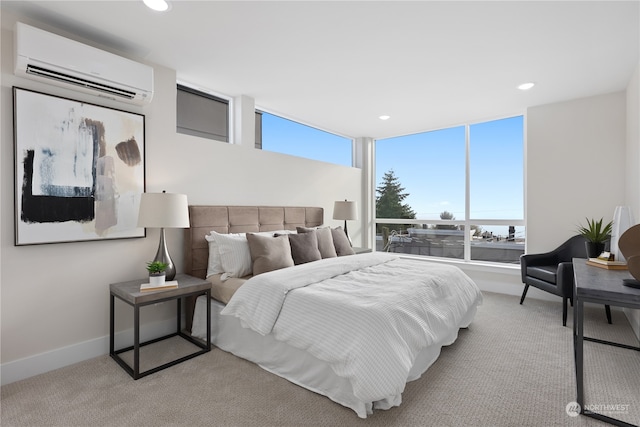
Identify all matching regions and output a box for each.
[435,210,458,230]
[376,170,415,233]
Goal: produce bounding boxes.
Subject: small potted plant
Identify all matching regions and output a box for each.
[146,261,169,287]
[577,217,613,258]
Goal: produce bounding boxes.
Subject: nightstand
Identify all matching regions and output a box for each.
[352,247,372,254]
[109,273,211,379]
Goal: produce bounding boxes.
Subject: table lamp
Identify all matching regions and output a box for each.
[137,191,190,280]
[333,200,358,244]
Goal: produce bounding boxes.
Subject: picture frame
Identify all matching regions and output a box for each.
[13,87,146,245]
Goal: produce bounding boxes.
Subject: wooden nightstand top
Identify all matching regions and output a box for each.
[109,273,210,306]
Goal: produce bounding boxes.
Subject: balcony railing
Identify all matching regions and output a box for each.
[376,227,524,264]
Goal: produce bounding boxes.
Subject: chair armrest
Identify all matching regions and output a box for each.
[521,252,561,267]
[520,253,561,284]
[557,262,575,297]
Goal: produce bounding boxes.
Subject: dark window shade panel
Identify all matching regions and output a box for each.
[255,111,262,149]
[177,85,229,142]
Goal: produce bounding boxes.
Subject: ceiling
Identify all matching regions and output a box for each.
[2,1,639,139]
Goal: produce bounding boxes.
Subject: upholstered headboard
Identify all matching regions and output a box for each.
[184,205,324,280]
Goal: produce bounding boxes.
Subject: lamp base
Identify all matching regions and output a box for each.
[344,220,352,246]
[153,228,176,280]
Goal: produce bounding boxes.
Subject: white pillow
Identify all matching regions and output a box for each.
[208,231,252,280]
[204,233,223,278]
[205,232,246,278]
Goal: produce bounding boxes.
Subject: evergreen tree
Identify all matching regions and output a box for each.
[376,170,415,233]
[435,210,458,230]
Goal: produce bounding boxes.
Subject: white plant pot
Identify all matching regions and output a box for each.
[149,274,166,287]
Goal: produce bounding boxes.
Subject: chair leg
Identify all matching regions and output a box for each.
[519,283,529,305]
[562,297,568,327]
[605,305,612,324]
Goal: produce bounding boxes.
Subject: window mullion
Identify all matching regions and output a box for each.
[464,124,471,261]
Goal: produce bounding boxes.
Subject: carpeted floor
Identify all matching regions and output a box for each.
[1,292,639,426]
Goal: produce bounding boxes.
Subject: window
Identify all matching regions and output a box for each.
[176,84,229,142]
[375,116,524,264]
[259,112,352,167]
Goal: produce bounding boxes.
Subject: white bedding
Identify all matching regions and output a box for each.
[217,252,482,416]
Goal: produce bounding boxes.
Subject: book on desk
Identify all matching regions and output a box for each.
[140,280,179,292]
[586,258,628,270]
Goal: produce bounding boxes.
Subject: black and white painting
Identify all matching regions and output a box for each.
[13,87,145,245]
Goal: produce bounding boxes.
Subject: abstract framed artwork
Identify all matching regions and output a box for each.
[13,87,146,245]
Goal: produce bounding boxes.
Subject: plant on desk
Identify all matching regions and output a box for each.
[577,217,613,258]
[146,261,169,287]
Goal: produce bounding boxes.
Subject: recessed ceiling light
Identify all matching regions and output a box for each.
[379,115,390,120]
[143,0,170,12]
[518,82,535,91]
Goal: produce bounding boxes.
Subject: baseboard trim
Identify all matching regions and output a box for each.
[1,317,176,386]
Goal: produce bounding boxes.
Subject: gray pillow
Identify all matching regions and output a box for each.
[331,226,355,256]
[284,231,322,265]
[246,233,294,275]
[296,226,337,258]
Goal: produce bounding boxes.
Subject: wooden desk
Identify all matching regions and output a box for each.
[573,258,640,427]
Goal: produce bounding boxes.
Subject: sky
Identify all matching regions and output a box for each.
[261,113,352,167]
[261,113,524,238]
[376,116,524,221]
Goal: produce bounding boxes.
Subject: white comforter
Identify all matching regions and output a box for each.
[221,252,482,412]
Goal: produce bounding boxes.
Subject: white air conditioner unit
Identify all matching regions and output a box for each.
[14,23,153,106]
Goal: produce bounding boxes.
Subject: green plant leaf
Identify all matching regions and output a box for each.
[146,261,169,274]
[576,217,613,243]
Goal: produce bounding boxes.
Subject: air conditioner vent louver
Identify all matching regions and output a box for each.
[15,23,153,106]
[26,64,136,100]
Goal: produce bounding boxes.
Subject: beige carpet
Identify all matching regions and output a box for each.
[1,292,639,427]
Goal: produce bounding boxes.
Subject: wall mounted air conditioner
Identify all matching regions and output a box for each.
[15,22,153,106]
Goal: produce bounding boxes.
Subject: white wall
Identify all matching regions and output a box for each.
[624,61,640,338]
[626,62,640,236]
[0,19,361,384]
[526,92,627,253]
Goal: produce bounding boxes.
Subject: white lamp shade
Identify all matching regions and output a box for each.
[137,192,190,228]
[333,200,358,221]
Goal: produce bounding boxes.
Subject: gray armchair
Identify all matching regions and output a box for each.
[520,235,611,326]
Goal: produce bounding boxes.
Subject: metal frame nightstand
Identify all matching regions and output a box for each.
[109,273,211,379]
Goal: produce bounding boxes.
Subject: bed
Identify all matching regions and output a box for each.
[184,205,483,418]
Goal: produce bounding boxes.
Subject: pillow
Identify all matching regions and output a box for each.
[332,226,355,256]
[209,231,252,280]
[246,233,294,275]
[207,274,250,304]
[204,233,224,278]
[297,226,337,259]
[284,231,322,265]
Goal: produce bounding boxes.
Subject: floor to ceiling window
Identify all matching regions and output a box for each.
[375,115,524,264]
